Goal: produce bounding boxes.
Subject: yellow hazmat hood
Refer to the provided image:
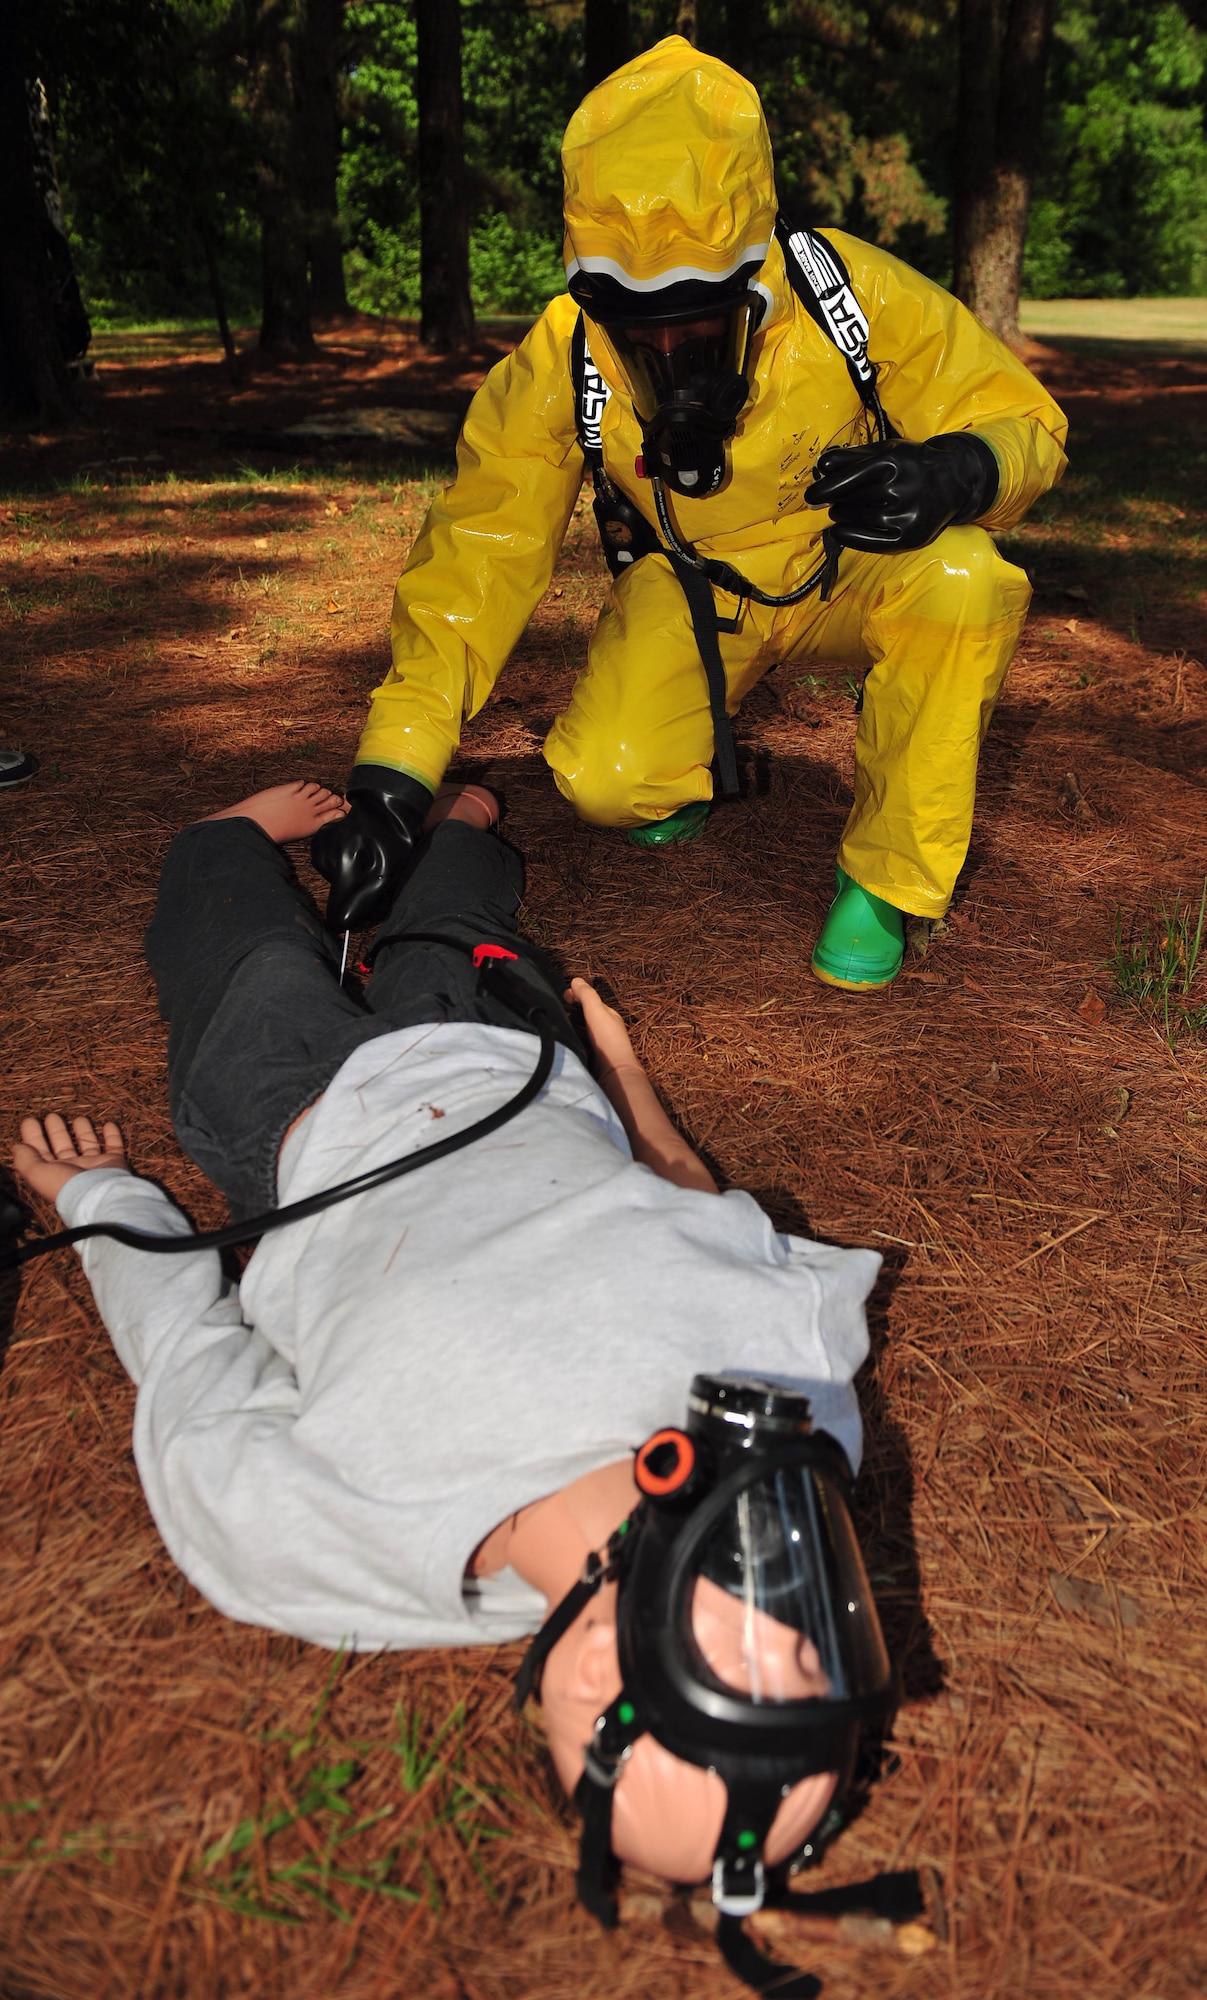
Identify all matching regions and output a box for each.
[561,36,777,309]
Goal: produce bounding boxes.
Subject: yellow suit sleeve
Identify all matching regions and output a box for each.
[825,230,1069,533]
[355,295,585,788]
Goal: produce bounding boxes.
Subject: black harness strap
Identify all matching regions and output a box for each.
[667,552,741,796]
[775,1870,924,1924]
[774,216,893,444]
[572,1689,642,1927]
[570,319,743,796]
[573,1768,621,1929]
[570,310,609,464]
[513,1515,638,1709]
[716,1917,822,2000]
[512,1559,607,1710]
[715,1869,925,1998]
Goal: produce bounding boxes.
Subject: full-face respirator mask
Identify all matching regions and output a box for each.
[514,1376,902,1991]
[593,295,760,498]
[566,259,763,500]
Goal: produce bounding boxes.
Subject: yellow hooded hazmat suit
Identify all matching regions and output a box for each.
[354,37,1067,921]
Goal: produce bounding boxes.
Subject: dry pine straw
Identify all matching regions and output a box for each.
[0,455,1205,2000]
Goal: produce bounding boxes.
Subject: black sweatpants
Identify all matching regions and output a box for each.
[144,817,587,1216]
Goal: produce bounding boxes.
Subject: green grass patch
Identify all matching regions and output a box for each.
[89,324,251,366]
[1110,880,1207,1045]
[199,1754,412,1925]
[194,1651,509,1926]
[1,1651,511,1922]
[1019,297,1207,355]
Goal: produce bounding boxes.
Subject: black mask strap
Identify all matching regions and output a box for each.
[716,1916,822,2000]
[776,1867,924,1922]
[573,1690,642,1927]
[716,1870,925,1998]
[512,1556,605,1711]
[712,1780,781,1917]
[512,1513,639,1710]
[573,1765,620,1927]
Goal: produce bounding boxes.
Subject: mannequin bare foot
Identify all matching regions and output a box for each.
[423,783,499,833]
[202,781,350,845]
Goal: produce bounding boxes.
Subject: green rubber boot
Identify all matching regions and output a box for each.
[811,866,905,991]
[626,801,711,849]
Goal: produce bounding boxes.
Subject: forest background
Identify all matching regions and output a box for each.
[18,0,1207,355]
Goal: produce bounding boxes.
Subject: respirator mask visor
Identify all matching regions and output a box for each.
[686,1454,890,1710]
[592,296,759,497]
[619,1382,891,1773]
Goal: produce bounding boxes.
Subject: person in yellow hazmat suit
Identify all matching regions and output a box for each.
[313,36,1068,991]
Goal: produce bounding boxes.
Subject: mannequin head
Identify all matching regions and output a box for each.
[476,1459,839,1885]
[540,1577,838,1880]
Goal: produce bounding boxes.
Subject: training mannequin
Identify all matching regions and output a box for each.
[13,778,891,1988]
[313,36,1068,992]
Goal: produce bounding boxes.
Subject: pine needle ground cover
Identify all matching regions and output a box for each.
[1,326,1205,1999]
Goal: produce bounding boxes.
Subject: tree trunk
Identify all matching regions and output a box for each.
[951,0,1000,306]
[718,0,767,73]
[296,0,347,316]
[952,0,1056,345]
[251,0,316,356]
[416,0,474,351]
[584,0,630,91]
[198,217,241,382]
[674,0,698,43]
[0,38,87,421]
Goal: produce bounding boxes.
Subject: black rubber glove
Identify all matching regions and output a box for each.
[311,765,433,932]
[804,433,999,554]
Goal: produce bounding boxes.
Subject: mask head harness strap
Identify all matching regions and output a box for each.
[572,1691,640,1927]
[514,1511,645,1928]
[513,1512,639,1710]
[713,1780,774,1917]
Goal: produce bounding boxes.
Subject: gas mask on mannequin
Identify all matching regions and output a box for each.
[514,1375,895,1942]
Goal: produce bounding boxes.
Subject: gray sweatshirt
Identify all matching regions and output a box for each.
[56,1022,880,1652]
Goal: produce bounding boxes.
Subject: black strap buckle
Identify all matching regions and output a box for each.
[712,1855,766,1917]
[582,1739,629,1790]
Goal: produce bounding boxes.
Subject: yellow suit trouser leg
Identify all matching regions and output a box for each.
[543,529,1029,914]
[543,554,768,827]
[782,526,1032,917]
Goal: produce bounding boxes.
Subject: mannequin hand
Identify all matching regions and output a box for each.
[804,433,999,553]
[310,776,430,931]
[14,1114,128,1201]
[564,977,644,1083]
